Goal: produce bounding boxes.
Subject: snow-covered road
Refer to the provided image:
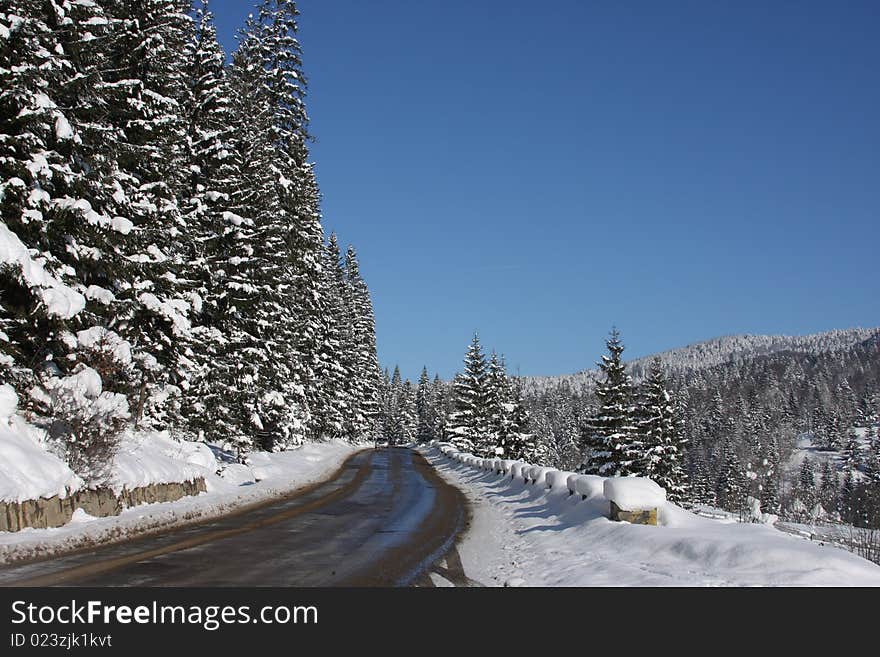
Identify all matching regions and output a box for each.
[0,448,466,586]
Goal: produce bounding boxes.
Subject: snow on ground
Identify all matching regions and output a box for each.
[0,416,362,564]
[422,445,880,587]
[0,413,83,503]
[108,430,214,493]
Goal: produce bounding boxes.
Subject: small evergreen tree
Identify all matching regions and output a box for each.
[638,358,688,502]
[446,334,489,453]
[416,366,433,443]
[580,328,639,476]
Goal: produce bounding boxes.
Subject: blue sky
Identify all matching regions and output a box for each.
[211,0,880,381]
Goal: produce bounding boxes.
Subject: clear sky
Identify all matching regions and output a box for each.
[210,0,880,381]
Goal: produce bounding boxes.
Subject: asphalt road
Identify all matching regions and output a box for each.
[0,448,470,587]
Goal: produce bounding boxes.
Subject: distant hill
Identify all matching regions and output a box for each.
[524,327,880,395]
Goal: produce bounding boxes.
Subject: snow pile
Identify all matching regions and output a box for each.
[604,477,666,510]
[0,401,83,502]
[110,430,215,493]
[0,384,18,420]
[568,474,605,500]
[45,365,131,441]
[545,470,576,491]
[427,443,880,586]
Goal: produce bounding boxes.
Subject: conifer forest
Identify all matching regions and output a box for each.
[1,1,879,583]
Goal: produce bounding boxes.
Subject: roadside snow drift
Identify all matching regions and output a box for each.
[429,444,880,586]
[0,415,83,503]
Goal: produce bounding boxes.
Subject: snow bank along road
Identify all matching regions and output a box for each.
[424,446,880,586]
[0,448,468,586]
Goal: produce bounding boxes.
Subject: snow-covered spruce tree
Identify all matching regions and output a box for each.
[580,328,639,476]
[218,0,321,450]
[382,366,416,444]
[483,353,536,460]
[1,1,387,468]
[843,427,862,472]
[637,358,688,502]
[759,438,781,515]
[0,2,142,479]
[447,334,489,454]
[416,366,433,442]
[840,469,857,525]
[310,233,349,440]
[795,456,816,511]
[398,379,418,444]
[484,352,512,457]
[818,460,839,517]
[430,373,448,441]
[506,376,537,461]
[343,246,381,441]
[686,442,716,507]
[95,0,197,425]
[717,438,747,515]
[177,1,241,440]
[0,2,88,393]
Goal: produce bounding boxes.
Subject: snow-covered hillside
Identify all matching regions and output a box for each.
[424,445,880,586]
[525,327,879,394]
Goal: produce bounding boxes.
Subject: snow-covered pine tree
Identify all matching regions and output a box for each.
[221,0,320,449]
[484,352,512,457]
[759,437,781,515]
[344,246,381,441]
[446,334,489,453]
[398,379,418,444]
[506,376,537,461]
[383,366,417,444]
[818,460,839,515]
[0,1,92,393]
[637,358,688,502]
[796,456,816,509]
[177,1,240,440]
[717,437,746,514]
[430,373,448,441]
[840,468,856,524]
[416,366,433,442]
[98,0,196,424]
[843,427,862,472]
[0,1,138,482]
[310,233,349,440]
[580,328,639,476]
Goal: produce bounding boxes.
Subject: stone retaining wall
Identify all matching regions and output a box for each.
[0,478,206,533]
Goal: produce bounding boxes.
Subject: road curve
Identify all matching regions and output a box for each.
[0,448,468,587]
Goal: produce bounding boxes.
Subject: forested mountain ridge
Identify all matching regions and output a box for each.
[524,327,879,395]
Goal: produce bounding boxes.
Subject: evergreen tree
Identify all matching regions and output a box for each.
[344,247,381,440]
[580,328,639,476]
[506,376,537,461]
[717,438,746,514]
[797,456,816,508]
[179,1,242,440]
[843,428,862,472]
[484,352,512,457]
[819,461,839,515]
[311,233,349,440]
[446,334,489,453]
[416,366,433,442]
[638,358,688,502]
[430,374,448,441]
